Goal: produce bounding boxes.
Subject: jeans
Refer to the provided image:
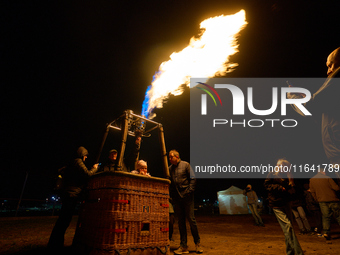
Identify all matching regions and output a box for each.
[273,204,303,255]
[248,203,263,225]
[291,206,311,231]
[319,202,340,235]
[174,193,200,247]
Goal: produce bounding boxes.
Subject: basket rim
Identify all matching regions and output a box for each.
[92,171,171,184]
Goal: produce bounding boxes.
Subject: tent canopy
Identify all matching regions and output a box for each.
[217,185,249,215]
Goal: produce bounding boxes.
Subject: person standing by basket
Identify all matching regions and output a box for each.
[48,146,98,250]
[169,150,203,254]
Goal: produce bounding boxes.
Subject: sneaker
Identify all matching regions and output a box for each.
[174,246,189,254]
[195,243,203,254]
[317,233,323,237]
[323,234,331,240]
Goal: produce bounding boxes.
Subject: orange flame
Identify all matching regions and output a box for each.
[143,10,247,118]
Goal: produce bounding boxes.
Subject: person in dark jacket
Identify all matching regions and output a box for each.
[169,150,203,254]
[288,47,340,181]
[303,183,322,236]
[48,146,98,249]
[99,136,141,172]
[243,184,264,226]
[264,159,303,255]
[290,181,312,235]
[101,148,118,171]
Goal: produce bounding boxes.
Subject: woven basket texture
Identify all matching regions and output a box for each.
[73,172,170,255]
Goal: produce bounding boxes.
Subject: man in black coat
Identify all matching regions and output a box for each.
[48,146,98,249]
[169,150,203,254]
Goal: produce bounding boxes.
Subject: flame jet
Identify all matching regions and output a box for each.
[142,10,247,119]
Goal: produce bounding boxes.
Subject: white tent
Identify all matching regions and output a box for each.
[217,185,249,215]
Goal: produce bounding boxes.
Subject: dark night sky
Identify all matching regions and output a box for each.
[1,0,340,202]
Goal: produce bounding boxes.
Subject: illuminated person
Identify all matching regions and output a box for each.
[169,150,203,254]
[48,146,98,249]
[288,47,340,180]
[131,160,151,177]
[264,159,303,255]
[243,184,264,226]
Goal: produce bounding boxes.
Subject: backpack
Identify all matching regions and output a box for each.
[54,166,67,192]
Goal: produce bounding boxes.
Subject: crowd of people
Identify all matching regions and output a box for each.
[47,138,203,254]
[263,46,340,255]
[48,47,340,255]
[262,157,340,255]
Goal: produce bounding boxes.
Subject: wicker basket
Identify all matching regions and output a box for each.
[73,171,170,255]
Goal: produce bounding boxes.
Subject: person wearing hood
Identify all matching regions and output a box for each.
[48,146,98,249]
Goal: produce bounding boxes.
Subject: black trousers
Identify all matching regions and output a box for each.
[174,193,200,247]
[48,194,78,248]
[169,213,175,240]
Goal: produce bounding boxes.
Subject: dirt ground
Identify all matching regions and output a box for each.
[1,213,340,255]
